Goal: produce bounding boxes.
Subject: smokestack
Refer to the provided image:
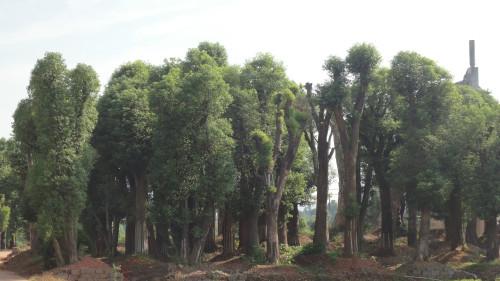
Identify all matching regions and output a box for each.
[469,40,475,67]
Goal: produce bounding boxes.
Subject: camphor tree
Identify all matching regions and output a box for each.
[93,61,153,255]
[149,43,236,264]
[303,82,335,252]
[389,51,454,260]
[24,52,99,265]
[323,43,381,257]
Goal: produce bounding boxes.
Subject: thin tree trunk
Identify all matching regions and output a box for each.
[180,199,189,262]
[332,124,345,233]
[407,183,418,247]
[112,218,120,257]
[485,215,499,261]
[125,216,135,255]
[188,205,213,264]
[447,185,463,250]
[133,171,148,254]
[204,208,217,253]
[416,208,431,261]
[222,205,235,257]
[313,121,330,250]
[342,152,359,257]
[29,223,40,253]
[258,213,267,243]
[465,217,479,246]
[287,203,300,246]
[278,204,288,245]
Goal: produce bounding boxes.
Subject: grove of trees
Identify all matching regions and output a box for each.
[0,41,498,267]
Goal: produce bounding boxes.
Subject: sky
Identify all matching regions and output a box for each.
[1,0,499,199]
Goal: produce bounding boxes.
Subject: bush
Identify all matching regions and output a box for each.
[299,243,325,255]
[243,246,266,264]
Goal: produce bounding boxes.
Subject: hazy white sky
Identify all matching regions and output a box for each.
[1,0,499,144]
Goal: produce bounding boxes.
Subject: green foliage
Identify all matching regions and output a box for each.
[251,130,273,170]
[243,246,267,264]
[24,52,99,241]
[346,43,381,78]
[0,194,11,232]
[299,242,326,255]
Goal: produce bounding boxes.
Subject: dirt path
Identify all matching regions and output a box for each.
[0,250,28,281]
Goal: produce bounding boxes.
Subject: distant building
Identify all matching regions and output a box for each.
[458,40,480,88]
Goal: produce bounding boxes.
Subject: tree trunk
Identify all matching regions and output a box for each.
[147,220,158,258]
[465,217,479,246]
[53,238,65,267]
[287,203,300,246]
[357,163,373,250]
[265,199,279,264]
[188,206,213,264]
[180,199,189,262]
[278,204,288,245]
[204,208,217,253]
[379,178,394,255]
[343,152,359,257]
[258,213,267,243]
[332,125,345,233]
[0,232,4,249]
[133,171,148,254]
[447,185,463,250]
[64,217,78,264]
[125,216,135,255]
[407,183,417,247]
[112,218,120,257]
[416,208,431,261]
[222,205,235,257]
[485,215,499,261]
[29,223,40,253]
[313,124,330,250]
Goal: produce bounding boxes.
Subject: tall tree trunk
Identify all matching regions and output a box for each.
[416,208,431,261]
[29,223,40,253]
[357,163,373,250]
[180,199,189,262]
[465,217,479,246]
[378,175,394,255]
[287,203,300,246]
[485,215,499,261]
[125,216,135,255]
[332,125,345,233]
[222,205,235,257]
[112,218,120,257]
[313,123,330,250]
[407,183,418,247]
[64,217,78,264]
[278,204,288,245]
[265,199,280,264]
[133,171,148,254]
[146,220,158,258]
[447,185,463,250]
[53,238,65,267]
[204,208,217,253]
[342,152,359,257]
[258,213,268,243]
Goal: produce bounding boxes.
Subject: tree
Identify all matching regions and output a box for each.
[324,43,381,257]
[390,51,453,249]
[359,68,398,255]
[304,82,335,251]
[149,44,236,263]
[25,52,99,264]
[93,61,153,255]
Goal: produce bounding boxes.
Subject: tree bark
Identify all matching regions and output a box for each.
[222,205,235,257]
[287,203,300,246]
[188,206,213,264]
[332,123,345,233]
[64,217,78,264]
[342,153,359,257]
[313,124,330,250]
[133,171,148,254]
[485,215,499,261]
[278,204,288,245]
[416,208,431,261]
[407,183,418,247]
[265,199,280,263]
[378,175,394,255]
[465,217,479,246]
[125,215,135,255]
[204,208,217,253]
[447,185,463,250]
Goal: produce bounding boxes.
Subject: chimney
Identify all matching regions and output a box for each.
[469,40,475,67]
